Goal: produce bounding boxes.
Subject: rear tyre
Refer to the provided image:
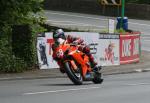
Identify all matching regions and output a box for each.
[64,62,83,85]
[92,72,103,84]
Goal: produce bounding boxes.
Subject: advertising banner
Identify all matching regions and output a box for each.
[37,32,140,69]
[37,33,59,69]
[98,34,120,66]
[120,34,140,64]
[37,32,100,69]
[37,37,48,69]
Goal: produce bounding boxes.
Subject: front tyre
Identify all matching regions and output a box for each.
[64,62,83,85]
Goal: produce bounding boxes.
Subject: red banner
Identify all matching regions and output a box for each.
[120,34,140,64]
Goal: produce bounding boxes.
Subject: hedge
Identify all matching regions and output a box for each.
[0,24,46,73]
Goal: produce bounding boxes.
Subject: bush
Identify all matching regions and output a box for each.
[28,24,46,68]
[0,24,46,73]
[0,56,27,73]
[0,0,45,73]
[12,24,46,69]
[0,28,26,73]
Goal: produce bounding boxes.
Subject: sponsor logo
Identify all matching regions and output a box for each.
[47,39,54,55]
[99,42,118,64]
[89,43,98,54]
[122,39,131,57]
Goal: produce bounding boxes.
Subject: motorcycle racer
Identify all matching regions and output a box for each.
[52,29,97,73]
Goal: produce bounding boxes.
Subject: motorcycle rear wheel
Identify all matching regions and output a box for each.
[64,62,83,85]
[92,72,103,84]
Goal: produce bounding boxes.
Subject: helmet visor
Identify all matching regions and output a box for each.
[53,33,59,39]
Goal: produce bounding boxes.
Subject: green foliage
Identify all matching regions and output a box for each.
[11,24,46,72]
[26,24,46,67]
[0,24,46,73]
[0,56,27,73]
[0,29,27,73]
[0,0,45,72]
[0,0,44,26]
[116,28,126,34]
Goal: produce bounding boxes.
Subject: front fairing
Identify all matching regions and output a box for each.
[54,44,69,59]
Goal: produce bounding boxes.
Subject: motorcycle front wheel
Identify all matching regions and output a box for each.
[64,61,83,85]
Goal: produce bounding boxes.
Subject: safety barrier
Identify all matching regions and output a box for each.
[37,32,141,69]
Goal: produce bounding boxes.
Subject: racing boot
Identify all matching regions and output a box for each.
[88,54,102,72]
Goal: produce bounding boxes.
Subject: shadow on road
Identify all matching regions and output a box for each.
[40,82,93,87]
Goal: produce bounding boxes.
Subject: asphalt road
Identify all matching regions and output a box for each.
[45,10,150,51]
[0,72,150,103]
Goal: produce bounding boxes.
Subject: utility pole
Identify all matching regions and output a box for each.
[121,0,125,28]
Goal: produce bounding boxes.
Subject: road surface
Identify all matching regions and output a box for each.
[45,10,150,51]
[0,72,150,103]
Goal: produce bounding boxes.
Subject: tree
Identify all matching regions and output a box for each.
[0,0,44,72]
[0,0,44,28]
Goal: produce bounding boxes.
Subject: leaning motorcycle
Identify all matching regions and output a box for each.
[53,41,103,85]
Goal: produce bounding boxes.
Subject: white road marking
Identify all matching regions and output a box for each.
[23,86,100,95]
[49,22,106,28]
[23,81,150,95]
[46,11,107,21]
[47,20,84,23]
[50,22,89,26]
[47,20,106,28]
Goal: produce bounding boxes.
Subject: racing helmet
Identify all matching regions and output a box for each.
[53,29,66,40]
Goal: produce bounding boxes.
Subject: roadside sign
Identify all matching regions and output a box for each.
[108,19,115,34]
[120,34,140,64]
[98,34,120,66]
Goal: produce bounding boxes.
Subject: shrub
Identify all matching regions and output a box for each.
[0,0,45,72]
[0,28,27,73]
